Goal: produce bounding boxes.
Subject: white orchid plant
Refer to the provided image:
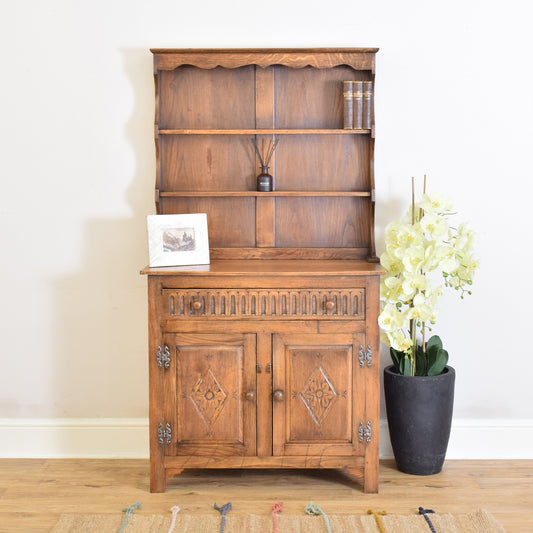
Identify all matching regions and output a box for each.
[378,181,478,376]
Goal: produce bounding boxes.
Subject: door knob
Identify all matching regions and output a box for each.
[245,390,256,401]
[192,299,203,311]
[273,390,284,402]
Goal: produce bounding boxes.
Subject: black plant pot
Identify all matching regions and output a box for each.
[384,365,455,475]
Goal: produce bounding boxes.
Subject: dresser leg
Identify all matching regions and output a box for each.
[363,472,379,493]
[363,457,379,493]
[150,462,166,493]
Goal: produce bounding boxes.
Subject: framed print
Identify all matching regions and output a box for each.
[147,213,210,267]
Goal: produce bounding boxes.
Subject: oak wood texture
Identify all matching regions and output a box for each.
[162,288,365,319]
[144,262,382,493]
[153,48,377,260]
[1,459,531,532]
[159,66,255,130]
[273,65,371,129]
[272,333,363,457]
[158,128,371,135]
[141,259,385,277]
[164,333,256,457]
[145,48,382,494]
[152,48,378,72]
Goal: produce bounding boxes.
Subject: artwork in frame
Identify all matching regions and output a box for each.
[147,213,210,267]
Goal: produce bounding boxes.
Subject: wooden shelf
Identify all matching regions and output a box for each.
[158,128,371,135]
[158,190,372,198]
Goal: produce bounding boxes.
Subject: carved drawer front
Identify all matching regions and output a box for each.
[163,289,365,319]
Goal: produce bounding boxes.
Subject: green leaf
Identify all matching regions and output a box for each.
[402,355,412,376]
[428,348,449,376]
[415,344,428,376]
[389,347,401,372]
[426,335,443,354]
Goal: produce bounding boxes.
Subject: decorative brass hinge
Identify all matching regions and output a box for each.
[158,422,172,445]
[358,421,372,444]
[359,345,372,368]
[156,345,170,369]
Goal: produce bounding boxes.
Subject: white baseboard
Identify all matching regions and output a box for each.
[1,418,532,459]
[380,418,533,459]
[0,418,149,458]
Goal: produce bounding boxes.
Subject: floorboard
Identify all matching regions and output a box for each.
[0,459,531,531]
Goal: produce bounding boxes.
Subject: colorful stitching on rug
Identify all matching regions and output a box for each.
[305,502,332,533]
[214,502,232,533]
[419,507,437,533]
[50,506,506,533]
[271,501,283,533]
[167,505,180,533]
[118,502,141,533]
[367,509,388,533]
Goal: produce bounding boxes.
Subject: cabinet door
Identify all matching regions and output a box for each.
[163,333,256,456]
[272,333,366,456]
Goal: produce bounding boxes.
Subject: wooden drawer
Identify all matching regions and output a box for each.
[163,288,365,319]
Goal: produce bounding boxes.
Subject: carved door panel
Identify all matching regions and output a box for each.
[272,333,366,456]
[163,333,256,456]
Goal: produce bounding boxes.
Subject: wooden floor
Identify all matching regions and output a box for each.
[0,459,532,532]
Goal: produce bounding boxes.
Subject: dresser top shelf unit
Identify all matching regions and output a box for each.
[152,47,378,261]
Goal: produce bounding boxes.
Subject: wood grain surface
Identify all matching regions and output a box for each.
[1,459,531,532]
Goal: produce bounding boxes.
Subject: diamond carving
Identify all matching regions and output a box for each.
[299,365,338,427]
[190,368,227,429]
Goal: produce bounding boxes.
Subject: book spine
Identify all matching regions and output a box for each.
[362,81,373,129]
[343,81,354,129]
[353,81,363,129]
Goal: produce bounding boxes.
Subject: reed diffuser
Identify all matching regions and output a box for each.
[251,137,279,192]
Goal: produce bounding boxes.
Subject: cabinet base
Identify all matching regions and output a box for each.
[150,455,378,494]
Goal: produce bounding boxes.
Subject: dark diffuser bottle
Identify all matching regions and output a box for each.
[257,165,273,192]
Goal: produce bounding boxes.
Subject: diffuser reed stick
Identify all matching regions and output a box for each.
[251,137,279,168]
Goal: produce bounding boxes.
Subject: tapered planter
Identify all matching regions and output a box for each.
[384,365,455,475]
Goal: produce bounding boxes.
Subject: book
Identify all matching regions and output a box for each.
[353,81,363,129]
[343,81,354,129]
[362,81,373,129]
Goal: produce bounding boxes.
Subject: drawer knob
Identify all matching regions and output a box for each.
[192,299,203,311]
[245,390,256,401]
[273,390,284,402]
[325,299,336,310]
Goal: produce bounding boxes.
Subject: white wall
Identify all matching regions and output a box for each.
[1,0,532,457]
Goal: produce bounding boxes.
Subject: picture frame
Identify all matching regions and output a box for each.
[147,213,210,267]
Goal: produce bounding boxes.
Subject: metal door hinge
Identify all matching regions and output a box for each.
[158,422,172,445]
[156,345,171,369]
[358,421,372,444]
[359,345,372,368]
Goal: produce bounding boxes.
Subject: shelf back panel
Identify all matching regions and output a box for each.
[160,135,255,192]
[275,197,371,248]
[159,66,256,130]
[272,134,370,191]
[160,197,256,248]
[274,66,372,130]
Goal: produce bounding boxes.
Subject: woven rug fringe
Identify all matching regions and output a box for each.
[51,508,507,533]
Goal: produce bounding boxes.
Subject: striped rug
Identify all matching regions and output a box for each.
[51,508,506,532]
